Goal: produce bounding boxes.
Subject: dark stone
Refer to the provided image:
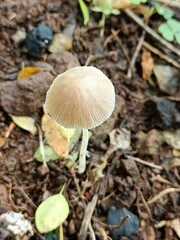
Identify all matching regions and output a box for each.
[0,71,54,115]
[107,207,140,237]
[24,23,53,57]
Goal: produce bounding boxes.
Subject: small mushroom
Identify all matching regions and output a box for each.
[44,66,115,173]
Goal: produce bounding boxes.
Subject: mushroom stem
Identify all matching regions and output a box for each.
[78,128,89,174]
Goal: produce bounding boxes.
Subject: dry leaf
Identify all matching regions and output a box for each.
[41,113,70,158]
[10,115,37,135]
[48,33,72,53]
[18,67,42,80]
[0,136,6,147]
[141,51,154,80]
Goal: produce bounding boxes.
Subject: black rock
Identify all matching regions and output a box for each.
[24,23,53,57]
[107,207,140,237]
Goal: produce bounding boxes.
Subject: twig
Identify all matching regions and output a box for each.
[136,187,152,218]
[14,185,37,209]
[78,194,99,240]
[157,0,180,8]
[88,222,96,240]
[126,156,163,170]
[111,29,130,63]
[124,9,180,57]
[147,188,180,204]
[143,41,180,69]
[127,30,146,78]
[93,215,130,231]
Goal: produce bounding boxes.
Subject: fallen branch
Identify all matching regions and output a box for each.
[127,30,146,78]
[157,0,180,8]
[78,194,99,240]
[126,156,163,170]
[143,41,180,69]
[147,188,180,204]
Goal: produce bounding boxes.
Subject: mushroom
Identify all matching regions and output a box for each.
[44,66,115,173]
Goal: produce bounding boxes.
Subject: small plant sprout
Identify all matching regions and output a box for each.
[45,66,115,173]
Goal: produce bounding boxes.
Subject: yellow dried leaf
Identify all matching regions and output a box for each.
[41,113,69,158]
[141,51,154,80]
[18,67,42,80]
[48,33,72,53]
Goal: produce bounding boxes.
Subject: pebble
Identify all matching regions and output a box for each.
[24,23,53,57]
[107,207,140,237]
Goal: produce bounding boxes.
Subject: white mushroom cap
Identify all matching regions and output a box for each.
[44,66,115,129]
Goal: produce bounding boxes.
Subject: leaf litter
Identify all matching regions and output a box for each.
[0,0,180,240]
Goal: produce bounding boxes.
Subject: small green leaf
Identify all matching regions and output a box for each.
[78,0,90,25]
[111,9,120,15]
[158,23,174,42]
[10,115,37,135]
[158,18,180,44]
[155,3,174,20]
[34,145,59,162]
[35,194,69,234]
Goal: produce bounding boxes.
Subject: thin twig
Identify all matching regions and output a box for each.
[157,0,180,8]
[78,194,99,240]
[147,188,180,204]
[143,41,180,69]
[124,9,180,57]
[111,29,130,63]
[136,187,152,218]
[126,156,163,170]
[93,215,130,231]
[89,222,96,240]
[14,185,37,209]
[127,30,146,78]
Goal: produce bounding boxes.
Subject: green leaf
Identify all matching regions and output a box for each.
[34,145,59,162]
[10,114,37,135]
[154,3,174,20]
[111,9,120,15]
[44,231,58,240]
[35,194,69,234]
[158,18,180,44]
[78,0,90,25]
[158,23,174,41]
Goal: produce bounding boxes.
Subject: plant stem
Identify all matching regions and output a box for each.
[78,128,88,174]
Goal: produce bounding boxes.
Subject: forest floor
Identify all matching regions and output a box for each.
[0,0,180,240]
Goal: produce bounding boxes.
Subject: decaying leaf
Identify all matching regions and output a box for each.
[141,51,154,80]
[42,113,69,158]
[48,33,72,53]
[41,112,81,158]
[10,115,37,135]
[109,128,131,151]
[18,67,42,80]
[35,193,69,233]
[34,145,59,163]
